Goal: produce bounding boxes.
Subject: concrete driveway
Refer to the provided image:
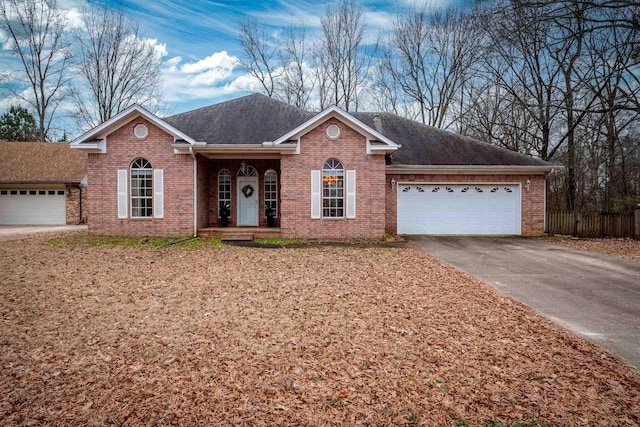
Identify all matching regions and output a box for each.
[0,225,87,240]
[408,236,640,370]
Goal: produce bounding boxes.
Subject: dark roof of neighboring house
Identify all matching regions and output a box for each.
[165,93,551,167]
[0,141,87,184]
[166,93,314,144]
[352,112,551,167]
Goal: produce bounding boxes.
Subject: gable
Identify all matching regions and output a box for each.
[70,104,199,154]
[273,105,399,156]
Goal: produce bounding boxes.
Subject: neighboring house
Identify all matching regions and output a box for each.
[70,94,554,238]
[0,141,87,225]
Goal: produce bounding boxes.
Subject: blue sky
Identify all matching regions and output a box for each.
[1,0,458,135]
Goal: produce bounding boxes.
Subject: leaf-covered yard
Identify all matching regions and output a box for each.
[552,237,640,264]
[1,236,638,426]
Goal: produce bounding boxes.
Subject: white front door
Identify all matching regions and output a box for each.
[237,177,258,226]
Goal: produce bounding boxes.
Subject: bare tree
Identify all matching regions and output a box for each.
[237,18,281,97]
[377,6,482,128]
[316,0,366,111]
[278,27,314,109]
[581,4,640,210]
[0,0,72,141]
[74,5,163,128]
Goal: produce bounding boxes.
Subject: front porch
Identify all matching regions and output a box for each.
[198,226,282,240]
[196,157,282,230]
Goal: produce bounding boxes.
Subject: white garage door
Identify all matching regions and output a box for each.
[397,184,521,235]
[0,189,66,225]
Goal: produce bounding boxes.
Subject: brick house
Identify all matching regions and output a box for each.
[0,141,87,225]
[70,94,554,238]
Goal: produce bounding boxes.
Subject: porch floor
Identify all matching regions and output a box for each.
[198,227,282,240]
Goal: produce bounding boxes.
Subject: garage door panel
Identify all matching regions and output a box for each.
[397,184,520,235]
[0,190,66,225]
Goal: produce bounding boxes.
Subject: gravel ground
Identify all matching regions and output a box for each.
[551,237,640,263]
[1,235,639,426]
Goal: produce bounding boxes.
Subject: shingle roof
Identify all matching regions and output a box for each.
[165,93,552,167]
[0,141,87,184]
[352,112,551,167]
[165,93,314,144]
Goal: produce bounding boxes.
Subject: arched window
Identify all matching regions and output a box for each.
[218,169,231,217]
[322,158,344,218]
[130,158,153,218]
[264,170,277,217]
[237,165,257,177]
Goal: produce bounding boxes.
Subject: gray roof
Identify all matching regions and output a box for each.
[166,93,552,167]
[352,112,551,167]
[166,93,313,144]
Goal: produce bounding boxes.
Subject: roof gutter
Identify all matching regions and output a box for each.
[174,143,298,157]
[385,165,558,175]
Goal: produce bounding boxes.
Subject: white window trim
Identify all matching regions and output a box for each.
[322,158,345,219]
[117,169,128,219]
[218,169,231,218]
[264,169,278,218]
[346,170,356,219]
[130,158,153,218]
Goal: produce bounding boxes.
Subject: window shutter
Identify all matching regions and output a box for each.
[346,170,356,219]
[154,169,164,219]
[311,170,321,219]
[117,169,128,219]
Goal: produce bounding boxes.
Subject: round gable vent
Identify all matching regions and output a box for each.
[326,124,341,140]
[134,124,148,139]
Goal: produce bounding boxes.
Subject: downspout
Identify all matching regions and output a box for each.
[79,185,83,224]
[544,168,556,234]
[190,147,197,237]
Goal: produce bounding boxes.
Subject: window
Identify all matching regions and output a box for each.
[130,158,153,218]
[322,158,344,218]
[238,165,257,177]
[264,170,277,217]
[218,169,231,217]
[134,124,148,139]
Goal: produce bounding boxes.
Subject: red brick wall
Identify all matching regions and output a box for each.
[86,117,194,237]
[65,185,87,224]
[280,118,387,239]
[384,173,546,236]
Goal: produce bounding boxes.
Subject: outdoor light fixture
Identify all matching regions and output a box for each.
[525,179,531,192]
[240,161,246,174]
[391,178,396,188]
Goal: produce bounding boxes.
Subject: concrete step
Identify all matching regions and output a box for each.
[220,234,254,241]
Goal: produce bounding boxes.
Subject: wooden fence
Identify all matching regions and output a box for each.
[546,210,636,238]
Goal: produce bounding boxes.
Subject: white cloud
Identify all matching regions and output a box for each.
[181,51,239,74]
[166,56,182,68]
[63,8,84,29]
[150,39,168,59]
[400,0,454,10]
[190,68,235,87]
[160,51,244,103]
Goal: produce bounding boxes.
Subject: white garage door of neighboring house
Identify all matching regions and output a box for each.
[397,183,521,235]
[0,189,66,225]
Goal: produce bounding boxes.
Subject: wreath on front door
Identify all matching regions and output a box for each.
[241,184,254,198]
